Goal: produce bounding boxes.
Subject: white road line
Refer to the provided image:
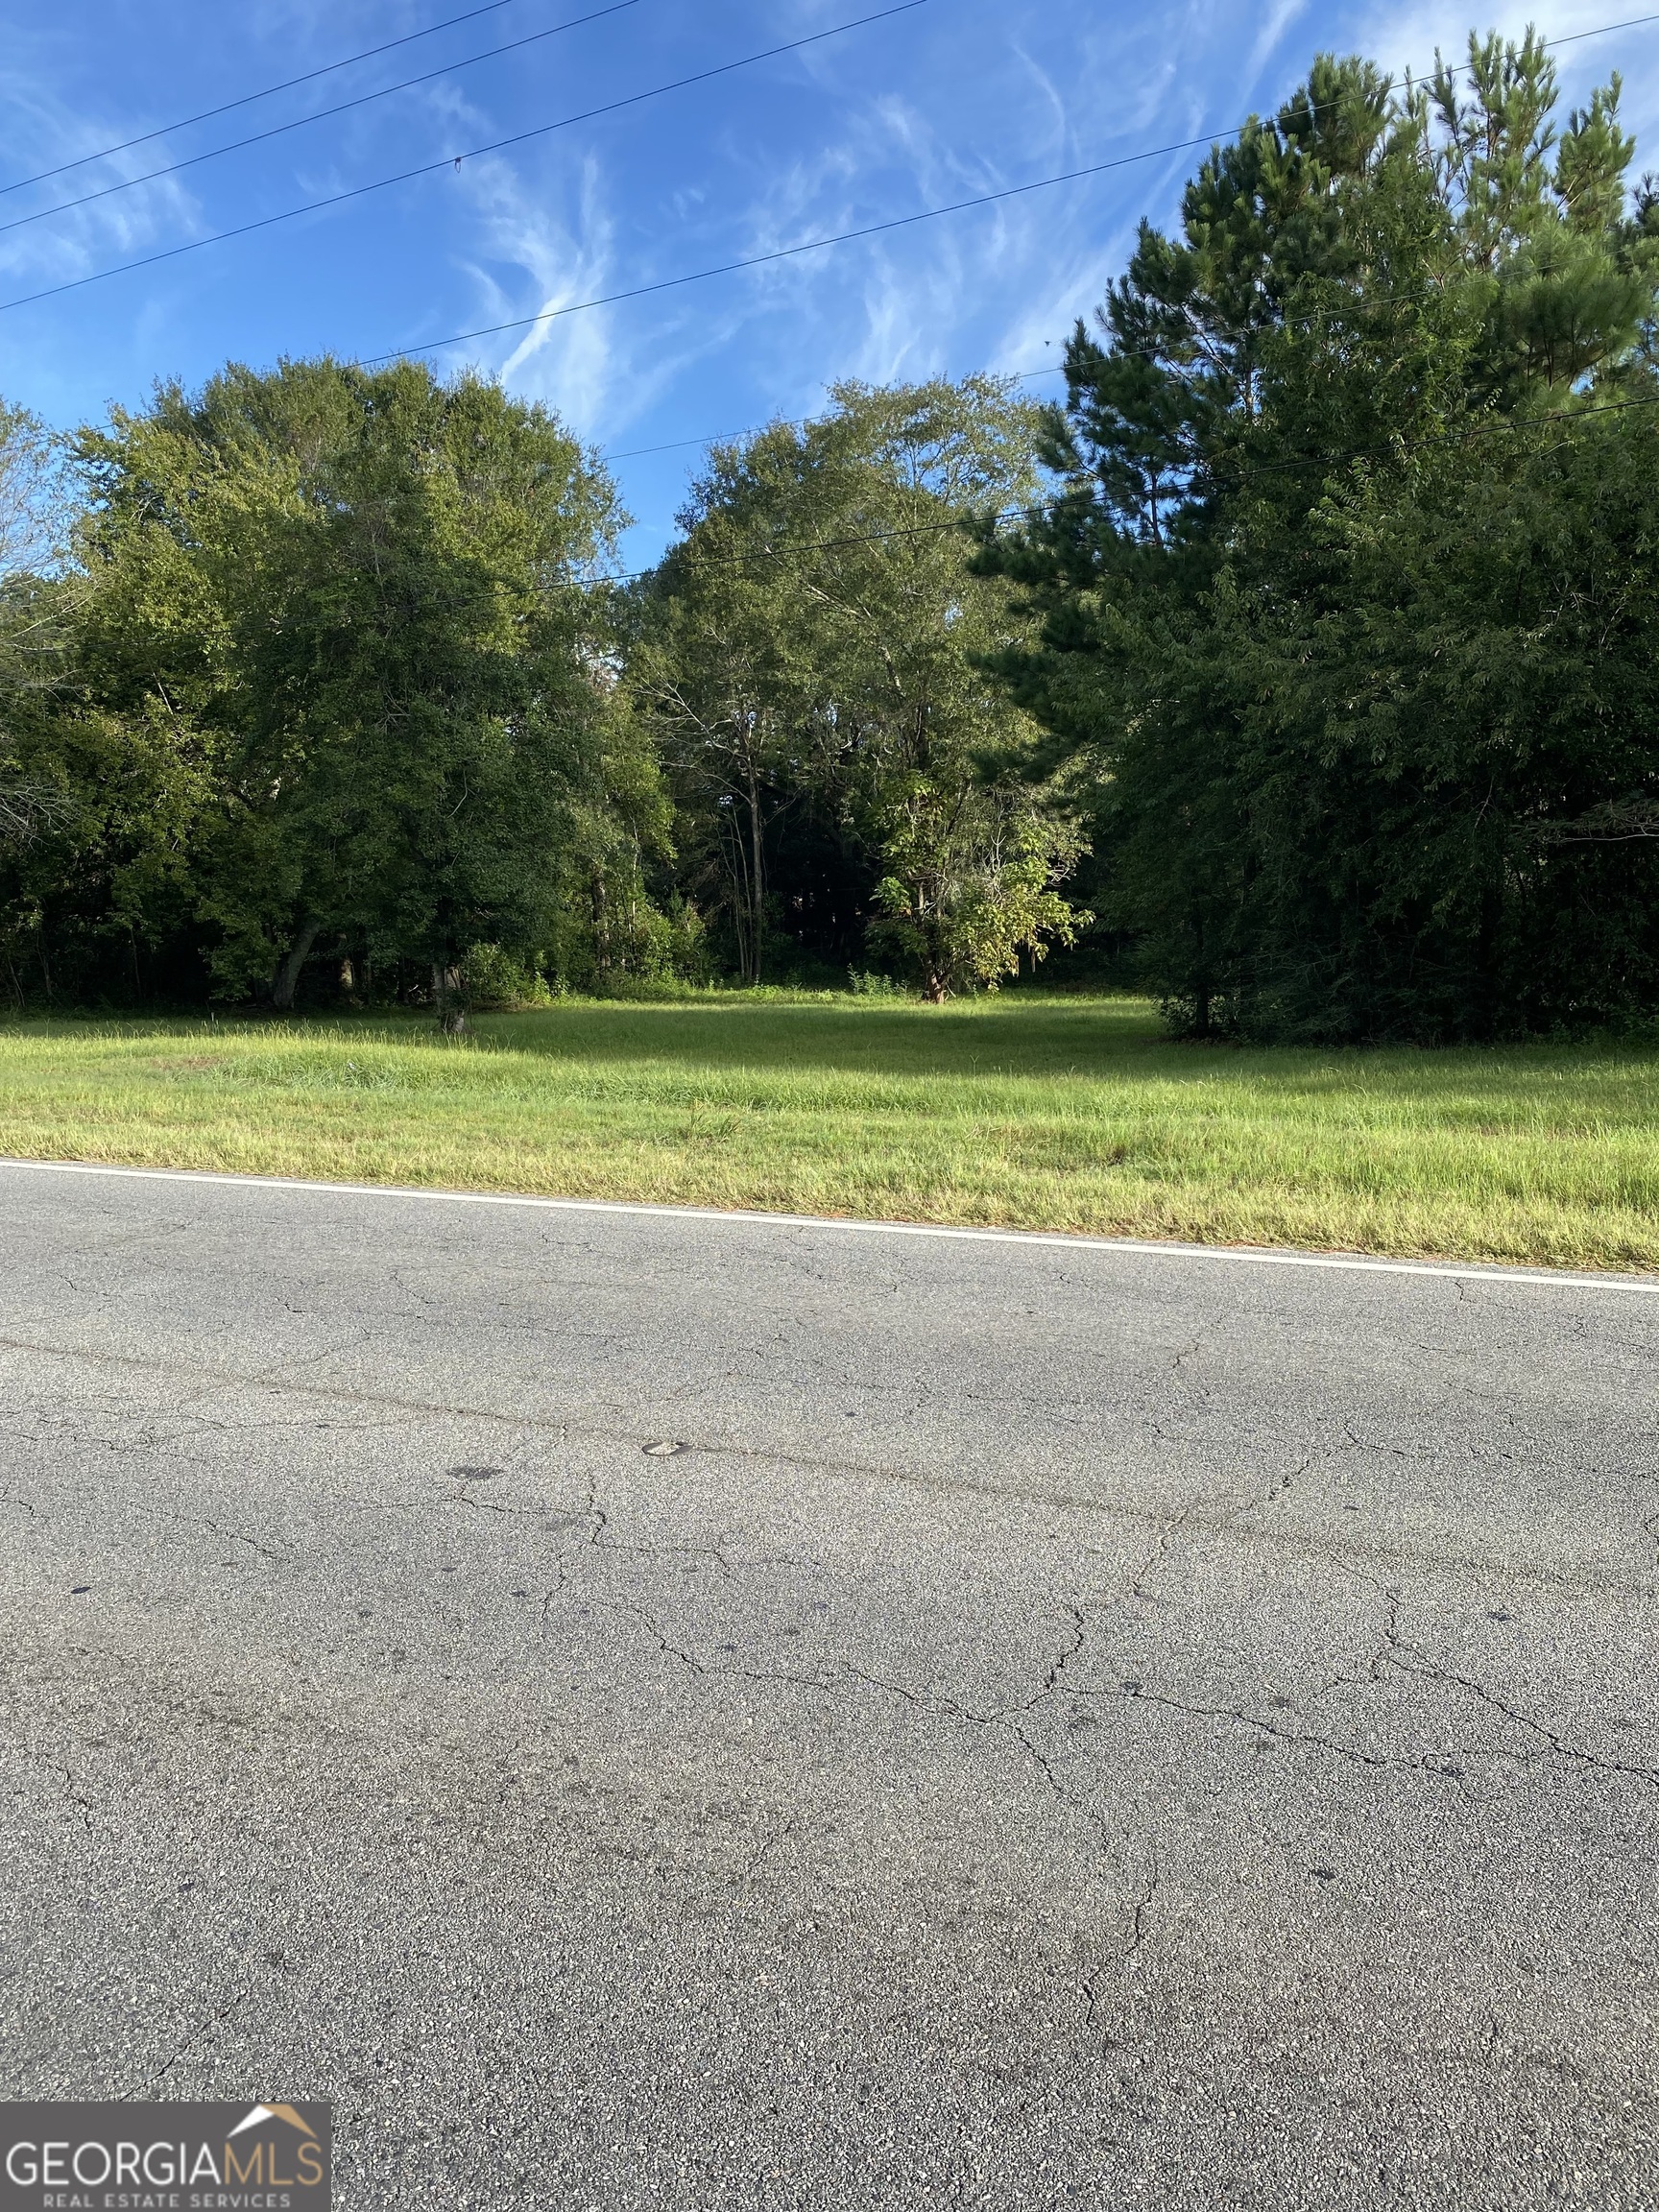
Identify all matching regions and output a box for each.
[3,1152,1655,1296]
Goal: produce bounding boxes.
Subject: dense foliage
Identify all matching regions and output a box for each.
[7,29,1659,1037]
[1,359,661,1014]
[630,379,1084,997]
[979,34,1659,1039]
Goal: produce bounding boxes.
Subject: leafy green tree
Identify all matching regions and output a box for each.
[981,31,1659,1039]
[0,399,203,1007]
[636,378,1086,997]
[0,401,76,868]
[72,356,660,1013]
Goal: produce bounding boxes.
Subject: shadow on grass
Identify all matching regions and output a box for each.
[472,995,1176,1079]
[10,993,1658,1104]
[3,994,1171,1081]
[470,997,1657,1100]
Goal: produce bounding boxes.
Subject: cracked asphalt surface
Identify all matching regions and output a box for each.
[2,1162,1657,2209]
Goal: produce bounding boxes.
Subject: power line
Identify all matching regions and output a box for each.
[618,503,1038,582]
[596,251,1588,469]
[471,8,1659,479]
[608,426,814,461]
[604,387,1659,583]
[348,144,1326,366]
[0,0,535,202]
[0,1,926,318]
[600,364,1066,462]
[601,235,1659,475]
[0,2,641,245]
[341,6,1659,371]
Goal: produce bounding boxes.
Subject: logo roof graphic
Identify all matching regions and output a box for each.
[228,2104,318,2140]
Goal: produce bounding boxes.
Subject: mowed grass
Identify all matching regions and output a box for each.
[1,993,1658,1270]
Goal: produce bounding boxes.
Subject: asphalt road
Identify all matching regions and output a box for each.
[2,1161,1657,2210]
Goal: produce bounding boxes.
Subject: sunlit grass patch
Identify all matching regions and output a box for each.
[1,993,1656,1270]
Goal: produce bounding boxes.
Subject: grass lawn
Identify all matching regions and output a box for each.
[1,992,1657,1271]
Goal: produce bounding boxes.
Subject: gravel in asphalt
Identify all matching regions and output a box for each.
[1,1163,1656,2209]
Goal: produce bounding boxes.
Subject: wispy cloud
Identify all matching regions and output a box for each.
[453,153,619,428]
[690,12,1168,405]
[443,145,757,444]
[1243,0,1316,94]
[0,77,205,292]
[10,0,1659,550]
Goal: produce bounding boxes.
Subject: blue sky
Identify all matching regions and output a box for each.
[5,0,1658,566]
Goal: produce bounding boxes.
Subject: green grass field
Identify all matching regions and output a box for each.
[1,992,1657,1270]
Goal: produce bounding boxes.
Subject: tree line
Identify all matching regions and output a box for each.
[4,28,1659,1041]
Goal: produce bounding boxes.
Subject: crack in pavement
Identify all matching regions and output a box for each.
[1080,1858,1161,2044]
[1377,1614,1659,1794]
[1129,1508,1192,1604]
[200,1520,278,1562]
[1078,1679,1469,1791]
[1,1329,1646,1598]
[1030,1607,1086,1704]
[1122,1859,1160,1970]
[614,1601,709,1678]
[1110,1575,1659,1801]
[134,1989,248,2100]
[743,1817,797,1879]
[39,1756,94,1837]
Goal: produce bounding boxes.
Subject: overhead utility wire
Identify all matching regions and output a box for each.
[348,152,1403,366]
[600,387,1659,583]
[605,243,1659,467]
[513,0,1659,474]
[0,1,924,317]
[339,6,1659,370]
[5,5,1650,348]
[0,0,534,200]
[601,365,1066,462]
[597,247,1594,467]
[0,1,642,242]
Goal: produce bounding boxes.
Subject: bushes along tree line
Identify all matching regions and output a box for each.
[4,29,1659,1039]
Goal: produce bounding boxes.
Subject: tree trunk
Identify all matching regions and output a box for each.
[923,906,949,1002]
[272,919,321,1011]
[1475,884,1501,1042]
[746,757,764,986]
[590,865,608,975]
[726,813,754,986]
[432,961,468,1035]
[1190,908,1211,1039]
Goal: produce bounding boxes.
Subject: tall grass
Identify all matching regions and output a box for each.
[2,993,1656,1269]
